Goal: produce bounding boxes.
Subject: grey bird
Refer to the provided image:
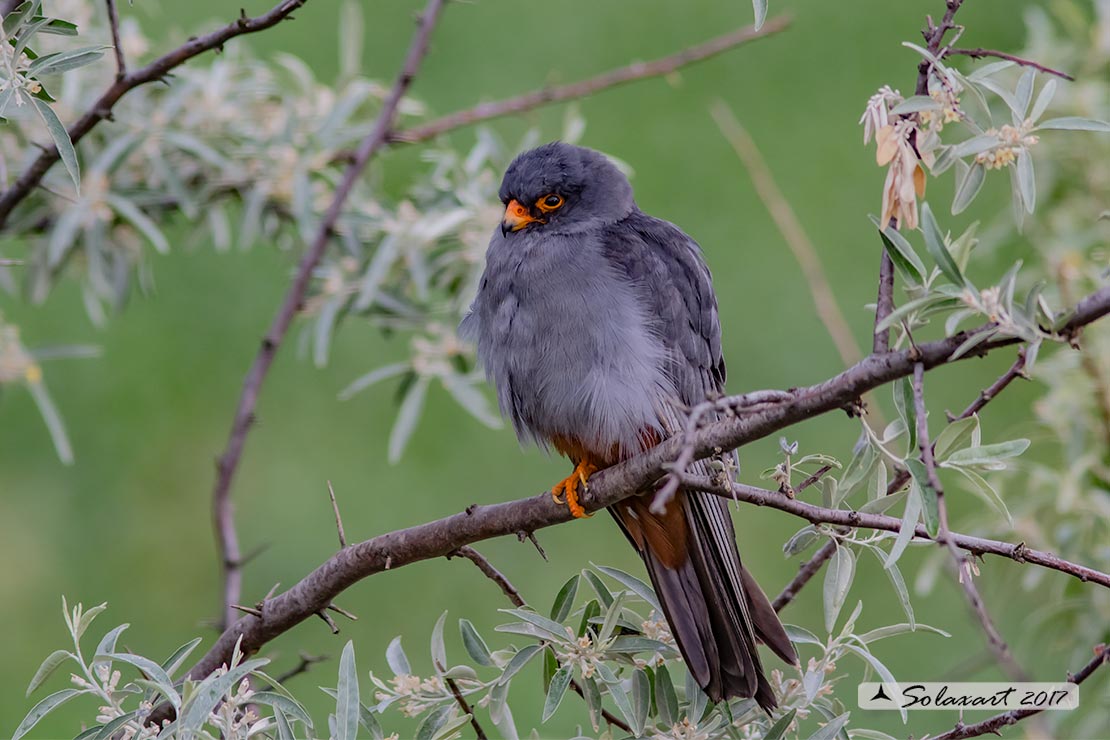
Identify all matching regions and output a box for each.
[460,141,797,711]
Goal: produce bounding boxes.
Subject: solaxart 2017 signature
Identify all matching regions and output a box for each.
[858,682,1079,711]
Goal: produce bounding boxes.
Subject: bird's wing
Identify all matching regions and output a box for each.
[599,210,726,407]
[600,211,797,707]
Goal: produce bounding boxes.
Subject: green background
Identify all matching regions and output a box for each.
[0,0,1074,737]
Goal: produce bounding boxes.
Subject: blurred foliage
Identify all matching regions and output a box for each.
[4,0,1110,738]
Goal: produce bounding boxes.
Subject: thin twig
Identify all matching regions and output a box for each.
[773,540,837,612]
[436,659,488,740]
[711,102,861,369]
[933,644,1109,740]
[948,47,1074,81]
[947,347,1028,421]
[327,480,347,549]
[915,0,967,97]
[873,248,896,354]
[259,652,328,690]
[450,545,525,607]
[104,0,126,79]
[0,0,310,227]
[210,0,447,631]
[384,17,791,145]
[451,545,632,733]
[889,348,1028,494]
[315,609,340,634]
[913,362,1029,682]
[687,475,1110,588]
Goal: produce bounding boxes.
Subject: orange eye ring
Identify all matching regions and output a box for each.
[536,193,564,213]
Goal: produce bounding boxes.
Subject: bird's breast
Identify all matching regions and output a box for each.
[470,230,675,457]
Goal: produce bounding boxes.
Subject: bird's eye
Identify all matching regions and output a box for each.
[536,193,564,212]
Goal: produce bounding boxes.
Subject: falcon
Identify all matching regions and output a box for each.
[460,142,797,710]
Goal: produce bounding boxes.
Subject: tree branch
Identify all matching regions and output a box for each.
[104,0,126,80]
[913,362,1029,682]
[0,0,310,227]
[211,0,447,630]
[947,47,1074,81]
[772,540,837,613]
[161,286,1110,698]
[933,644,1109,740]
[384,16,791,145]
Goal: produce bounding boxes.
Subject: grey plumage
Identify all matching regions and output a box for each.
[461,141,797,711]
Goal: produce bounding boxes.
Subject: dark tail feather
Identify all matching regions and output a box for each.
[610,491,796,714]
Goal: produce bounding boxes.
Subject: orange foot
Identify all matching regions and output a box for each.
[551,459,598,518]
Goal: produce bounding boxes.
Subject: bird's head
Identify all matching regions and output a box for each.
[497,142,634,236]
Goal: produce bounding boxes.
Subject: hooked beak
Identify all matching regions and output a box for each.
[501,199,542,235]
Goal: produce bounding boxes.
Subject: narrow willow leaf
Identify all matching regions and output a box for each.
[388,376,429,463]
[905,460,939,538]
[250,692,314,729]
[1030,78,1057,121]
[459,619,493,667]
[312,295,344,369]
[274,709,295,740]
[934,415,979,460]
[605,671,636,729]
[25,650,73,696]
[431,713,474,740]
[894,378,917,454]
[976,75,1021,115]
[488,676,510,722]
[920,203,963,285]
[751,0,767,29]
[441,374,502,428]
[542,665,573,721]
[385,636,411,676]
[859,489,906,514]
[28,46,105,76]
[631,669,650,736]
[414,705,452,740]
[889,96,942,115]
[160,637,202,679]
[783,525,819,556]
[952,161,986,214]
[27,379,73,464]
[823,545,855,632]
[1014,68,1035,119]
[804,711,851,740]
[872,219,926,284]
[949,328,998,361]
[863,545,914,627]
[102,652,179,709]
[1016,150,1036,214]
[885,482,922,568]
[430,611,448,673]
[654,663,678,727]
[32,97,78,190]
[581,568,614,609]
[338,362,410,401]
[1037,116,1110,132]
[948,133,1001,158]
[489,700,518,740]
[13,689,81,740]
[944,439,1030,466]
[106,194,170,254]
[857,623,950,643]
[502,608,572,641]
[950,465,1013,524]
[967,60,1015,80]
[549,575,580,623]
[764,707,798,740]
[178,658,267,732]
[594,564,660,611]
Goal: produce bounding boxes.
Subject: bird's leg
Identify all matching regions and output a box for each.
[551,458,598,518]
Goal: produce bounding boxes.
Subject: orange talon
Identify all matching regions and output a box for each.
[551,459,597,518]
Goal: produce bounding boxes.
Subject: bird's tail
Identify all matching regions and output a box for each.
[611,489,797,712]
